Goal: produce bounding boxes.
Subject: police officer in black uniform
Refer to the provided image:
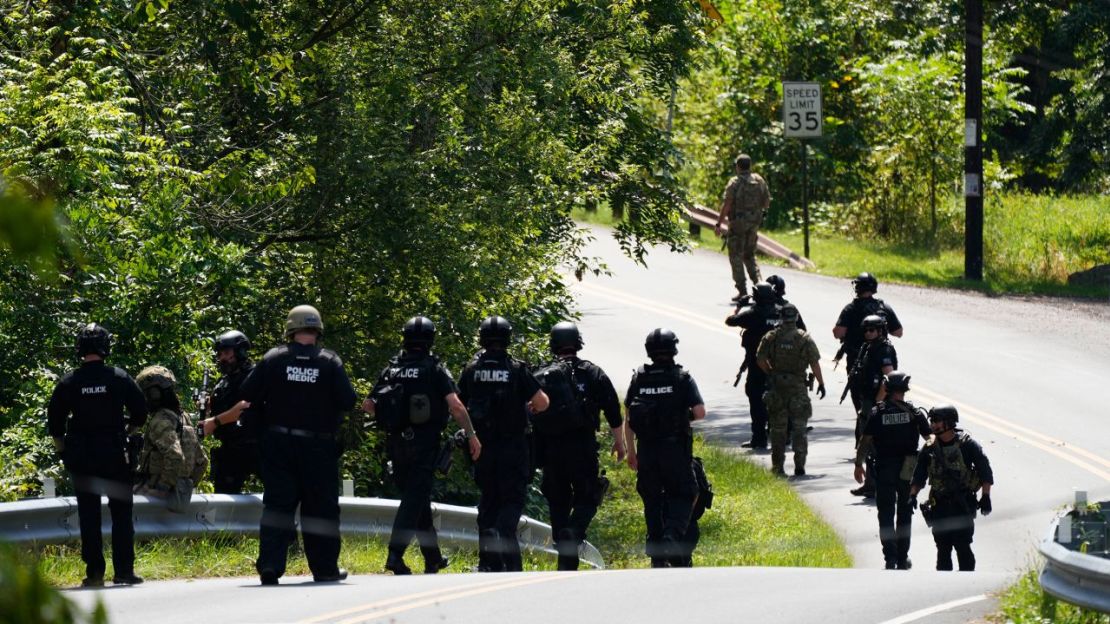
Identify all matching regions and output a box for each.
[853,372,930,570]
[624,328,706,567]
[764,275,806,330]
[847,314,898,497]
[47,323,147,587]
[832,272,903,400]
[458,316,548,572]
[533,321,625,571]
[201,330,260,494]
[240,305,357,585]
[911,406,994,571]
[363,316,481,575]
[726,284,780,449]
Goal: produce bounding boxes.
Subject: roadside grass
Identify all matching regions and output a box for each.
[994,568,1110,623]
[591,438,851,569]
[573,193,1110,299]
[27,436,849,585]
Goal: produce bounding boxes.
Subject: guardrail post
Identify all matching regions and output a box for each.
[42,476,56,498]
[342,479,354,498]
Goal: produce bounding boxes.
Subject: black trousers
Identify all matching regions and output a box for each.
[538,432,600,571]
[72,464,134,579]
[744,365,768,447]
[387,431,442,563]
[874,459,913,566]
[211,440,260,494]
[257,430,341,578]
[474,433,530,572]
[635,436,697,564]
[931,501,977,571]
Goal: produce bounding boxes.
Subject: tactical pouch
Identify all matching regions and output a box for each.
[899,455,917,482]
[920,500,935,527]
[434,438,455,475]
[371,383,407,432]
[166,477,192,513]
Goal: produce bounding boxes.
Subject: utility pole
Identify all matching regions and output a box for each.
[964,0,984,281]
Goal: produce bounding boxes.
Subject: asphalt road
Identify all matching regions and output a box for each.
[66,226,1110,623]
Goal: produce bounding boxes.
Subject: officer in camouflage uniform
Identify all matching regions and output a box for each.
[624,328,706,567]
[134,366,208,507]
[715,154,770,302]
[853,372,930,570]
[240,305,358,585]
[47,323,147,587]
[363,316,481,576]
[201,330,260,494]
[534,322,624,571]
[756,304,826,477]
[911,406,994,571]
[458,316,548,572]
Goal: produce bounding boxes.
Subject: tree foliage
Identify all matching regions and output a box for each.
[0,0,707,499]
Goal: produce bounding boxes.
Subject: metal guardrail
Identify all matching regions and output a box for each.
[681,202,817,270]
[1039,509,1110,614]
[0,494,604,570]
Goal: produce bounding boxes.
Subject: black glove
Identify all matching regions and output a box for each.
[909,495,918,510]
[978,493,992,516]
[816,384,826,399]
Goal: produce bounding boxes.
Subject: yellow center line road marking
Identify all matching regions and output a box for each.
[575,277,1110,484]
[312,573,580,624]
[297,576,527,623]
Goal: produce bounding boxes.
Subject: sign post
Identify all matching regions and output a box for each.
[783,81,822,259]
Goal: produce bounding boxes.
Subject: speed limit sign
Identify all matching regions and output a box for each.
[782,82,822,138]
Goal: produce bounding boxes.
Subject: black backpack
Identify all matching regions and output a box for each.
[531,359,588,436]
[627,365,689,439]
[691,456,714,520]
[371,355,441,432]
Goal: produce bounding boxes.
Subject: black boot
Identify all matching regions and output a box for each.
[385,550,412,575]
[556,528,579,571]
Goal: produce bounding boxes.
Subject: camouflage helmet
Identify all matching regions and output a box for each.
[402,316,436,348]
[285,305,324,338]
[928,405,959,426]
[136,365,177,402]
[779,303,800,323]
[549,321,583,353]
[861,314,886,332]
[766,275,786,296]
[734,153,752,171]
[852,272,879,294]
[76,323,111,358]
[752,283,776,304]
[883,371,911,393]
[478,316,512,348]
[644,328,679,357]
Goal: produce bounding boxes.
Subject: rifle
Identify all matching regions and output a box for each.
[832,342,847,370]
[733,360,748,387]
[840,343,868,404]
[192,367,211,437]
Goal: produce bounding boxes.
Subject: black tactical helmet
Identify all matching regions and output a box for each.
[76,323,111,358]
[478,316,512,348]
[214,330,251,361]
[928,405,959,426]
[549,321,583,353]
[644,328,679,357]
[766,275,785,296]
[883,371,911,393]
[853,272,879,294]
[403,316,436,348]
[752,283,776,304]
[861,314,886,332]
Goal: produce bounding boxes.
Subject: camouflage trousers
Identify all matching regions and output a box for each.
[764,386,811,474]
[727,222,761,295]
